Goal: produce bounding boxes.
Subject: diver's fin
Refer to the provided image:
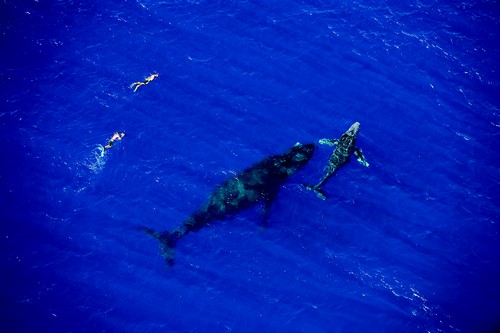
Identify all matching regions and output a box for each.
[302,184,327,200]
[97,145,105,157]
[136,226,176,265]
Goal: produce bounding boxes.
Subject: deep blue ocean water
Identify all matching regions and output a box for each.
[1,0,499,332]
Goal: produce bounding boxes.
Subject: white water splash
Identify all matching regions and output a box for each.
[85,145,107,174]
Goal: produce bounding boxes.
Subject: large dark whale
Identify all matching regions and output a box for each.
[304,122,369,200]
[139,142,315,264]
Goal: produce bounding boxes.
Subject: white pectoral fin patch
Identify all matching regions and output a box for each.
[319,138,339,146]
[354,148,369,167]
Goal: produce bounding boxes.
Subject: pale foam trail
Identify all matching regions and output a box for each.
[84,145,107,175]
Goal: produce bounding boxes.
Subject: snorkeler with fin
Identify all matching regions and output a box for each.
[98,131,125,157]
[104,131,126,150]
[130,73,159,92]
[95,131,124,157]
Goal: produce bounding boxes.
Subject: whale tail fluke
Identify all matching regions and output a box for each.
[137,226,176,265]
[302,184,327,200]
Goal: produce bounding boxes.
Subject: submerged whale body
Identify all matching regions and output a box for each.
[140,142,316,264]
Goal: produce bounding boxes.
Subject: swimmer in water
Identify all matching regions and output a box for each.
[104,132,126,150]
[130,73,159,92]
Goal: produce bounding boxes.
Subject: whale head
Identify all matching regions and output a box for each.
[290,142,315,164]
[345,122,360,137]
[276,142,315,175]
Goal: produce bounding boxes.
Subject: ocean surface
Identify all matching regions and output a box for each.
[1,0,499,332]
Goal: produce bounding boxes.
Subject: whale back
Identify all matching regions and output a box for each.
[201,142,315,218]
[139,142,316,265]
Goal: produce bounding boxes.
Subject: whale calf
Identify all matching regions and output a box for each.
[139,142,315,264]
[303,122,369,200]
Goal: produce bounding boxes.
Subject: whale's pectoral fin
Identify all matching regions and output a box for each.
[354,147,369,167]
[319,138,339,146]
[136,226,176,265]
[302,184,327,200]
